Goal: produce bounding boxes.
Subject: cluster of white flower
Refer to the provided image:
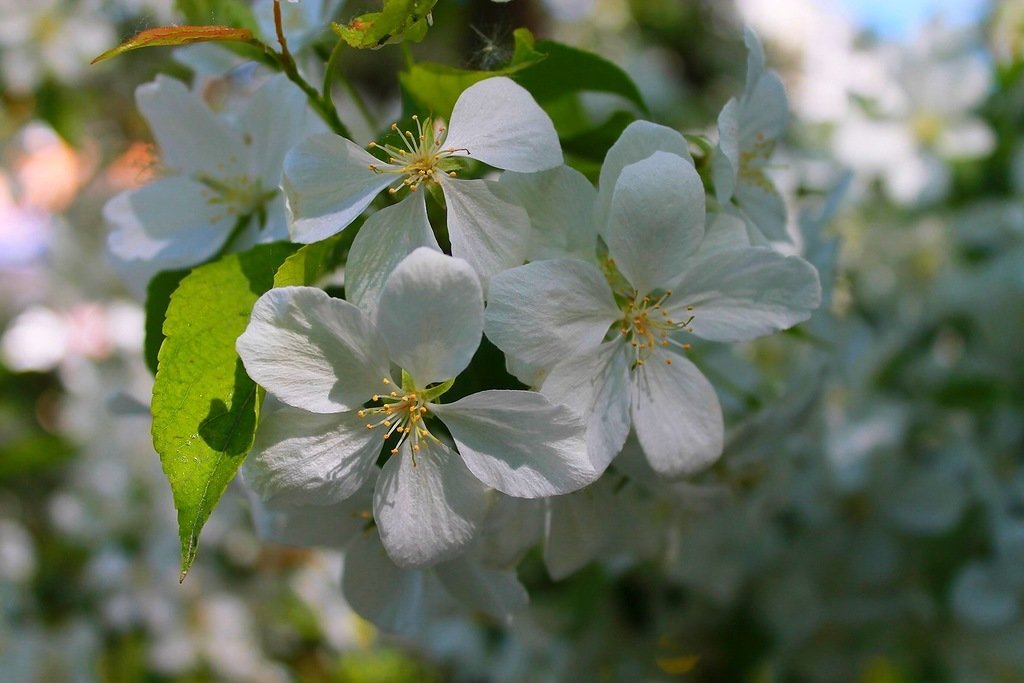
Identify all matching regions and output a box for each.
[101,20,823,630]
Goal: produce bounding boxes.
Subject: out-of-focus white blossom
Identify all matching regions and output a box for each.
[0,0,114,94]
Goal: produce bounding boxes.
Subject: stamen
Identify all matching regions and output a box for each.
[617,290,698,367]
[357,386,438,464]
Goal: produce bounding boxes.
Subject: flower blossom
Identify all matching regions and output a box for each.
[237,248,596,568]
[713,29,791,243]
[283,76,561,288]
[485,123,822,477]
[104,74,311,296]
[832,21,994,205]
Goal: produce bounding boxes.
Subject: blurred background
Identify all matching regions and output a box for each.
[1,0,1023,681]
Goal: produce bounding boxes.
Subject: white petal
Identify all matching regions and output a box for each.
[254,194,290,244]
[833,118,915,171]
[543,488,606,580]
[712,98,740,203]
[431,390,596,498]
[342,531,428,634]
[485,259,619,370]
[105,178,235,268]
[440,177,530,282]
[742,28,766,100]
[632,353,723,478]
[937,120,995,159]
[443,77,562,172]
[736,180,789,243]
[740,71,789,147]
[666,248,821,342]
[136,75,246,177]
[541,341,632,472]
[237,287,391,413]
[499,165,598,261]
[480,497,545,568]
[239,74,311,187]
[373,440,489,569]
[283,133,396,243]
[435,556,528,622]
[344,194,440,314]
[883,152,949,205]
[376,248,484,386]
[244,403,382,505]
[606,152,705,294]
[696,210,753,256]
[597,120,693,232]
[245,473,375,549]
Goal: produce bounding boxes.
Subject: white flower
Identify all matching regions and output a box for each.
[104,74,311,296]
[342,530,528,634]
[832,21,995,205]
[485,144,822,477]
[713,28,790,243]
[498,164,598,263]
[0,0,114,94]
[283,77,562,286]
[237,248,596,568]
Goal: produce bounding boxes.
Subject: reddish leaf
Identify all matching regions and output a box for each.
[91,25,254,64]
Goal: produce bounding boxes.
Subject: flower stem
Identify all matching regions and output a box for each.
[256,0,351,139]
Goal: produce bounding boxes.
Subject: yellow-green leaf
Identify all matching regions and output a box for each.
[333,0,437,50]
[152,242,296,580]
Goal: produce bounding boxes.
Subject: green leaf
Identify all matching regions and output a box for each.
[91,25,255,64]
[144,269,190,376]
[152,242,297,580]
[273,233,348,287]
[399,28,545,119]
[562,110,638,163]
[175,0,260,31]
[399,64,493,120]
[515,40,648,114]
[333,0,438,50]
[398,30,645,126]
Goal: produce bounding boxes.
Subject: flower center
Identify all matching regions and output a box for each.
[600,256,696,367]
[911,113,944,146]
[618,291,695,368]
[738,132,776,190]
[196,171,276,226]
[366,115,468,194]
[357,376,441,463]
